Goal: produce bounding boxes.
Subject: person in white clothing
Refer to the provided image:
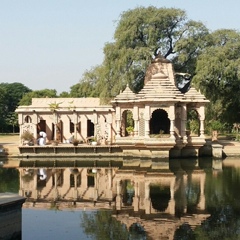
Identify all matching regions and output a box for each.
[38,131,47,145]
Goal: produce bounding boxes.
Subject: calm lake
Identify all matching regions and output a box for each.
[1,157,240,240]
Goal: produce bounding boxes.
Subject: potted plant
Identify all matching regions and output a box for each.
[126,126,134,136]
[91,137,97,146]
[72,139,80,146]
[21,130,34,145]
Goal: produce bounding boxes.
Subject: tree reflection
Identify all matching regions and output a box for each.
[174,166,240,239]
[0,168,19,193]
[81,210,147,240]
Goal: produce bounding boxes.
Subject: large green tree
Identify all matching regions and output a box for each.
[0,83,31,112]
[0,86,8,132]
[19,89,58,106]
[69,67,102,98]
[193,29,240,125]
[0,83,31,132]
[77,7,209,101]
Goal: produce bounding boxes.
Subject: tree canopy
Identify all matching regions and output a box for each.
[193,29,240,125]
[0,83,31,132]
[19,89,58,106]
[78,7,209,101]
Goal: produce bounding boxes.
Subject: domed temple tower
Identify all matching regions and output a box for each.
[111,55,209,158]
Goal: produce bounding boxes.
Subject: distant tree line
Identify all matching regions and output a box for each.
[2,7,240,133]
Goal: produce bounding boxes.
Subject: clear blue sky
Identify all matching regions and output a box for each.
[0,0,239,94]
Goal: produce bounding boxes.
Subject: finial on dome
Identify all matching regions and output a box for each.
[152,52,170,63]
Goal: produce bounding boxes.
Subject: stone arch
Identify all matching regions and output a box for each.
[70,169,81,188]
[187,109,200,136]
[150,184,171,212]
[121,110,134,136]
[87,169,95,187]
[24,115,32,123]
[122,179,135,206]
[52,169,64,187]
[150,109,170,134]
[87,119,94,137]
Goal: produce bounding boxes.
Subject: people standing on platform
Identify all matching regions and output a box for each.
[38,131,47,145]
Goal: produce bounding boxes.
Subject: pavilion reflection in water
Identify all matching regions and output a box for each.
[18,158,215,239]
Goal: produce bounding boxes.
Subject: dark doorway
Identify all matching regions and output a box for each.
[150,185,170,212]
[52,120,63,142]
[37,120,46,134]
[150,109,170,134]
[87,120,94,137]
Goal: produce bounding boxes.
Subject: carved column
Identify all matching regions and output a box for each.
[133,181,139,211]
[168,179,176,215]
[116,180,122,210]
[144,106,150,138]
[169,105,175,139]
[198,173,206,210]
[107,111,113,143]
[133,106,139,137]
[54,172,58,200]
[93,110,98,138]
[144,181,151,214]
[199,105,205,137]
[181,104,187,142]
[73,110,78,139]
[93,172,98,201]
[115,106,121,137]
[32,169,38,200]
[53,111,58,141]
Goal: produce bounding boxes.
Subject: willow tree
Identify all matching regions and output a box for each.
[78,6,209,102]
[193,29,240,125]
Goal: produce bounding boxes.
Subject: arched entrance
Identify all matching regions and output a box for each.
[121,110,134,136]
[150,184,170,212]
[150,109,170,134]
[87,120,94,137]
[187,109,200,136]
[122,179,135,206]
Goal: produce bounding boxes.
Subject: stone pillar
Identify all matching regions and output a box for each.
[197,173,206,210]
[53,111,58,141]
[212,144,223,159]
[168,179,176,215]
[181,104,187,142]
[73,174,78,200]
[144,106,150,137]
[72,110,78,139]
[144,182,151,214]
[169,105,175,139]
[116,180,122,210]
[115,106,121,137]
[81,169,88,189]
[199,105,205,137]
[107,111,113,144]
[53,172,58,200]
[133,106,139,137]
[32,170,38,200]
[133,181,139,212]
[108,169,112,189]
[93,110,98,138]
[93,172,98,201]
